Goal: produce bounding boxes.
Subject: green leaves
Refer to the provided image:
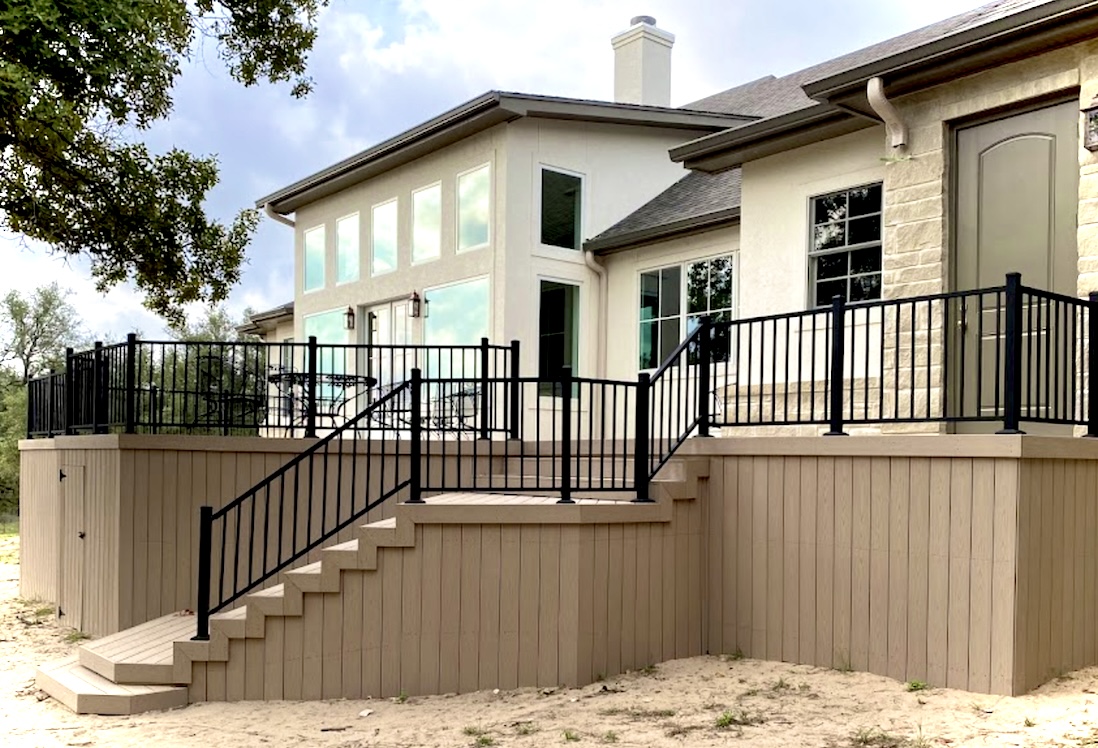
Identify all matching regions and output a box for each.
[0,0,328,322]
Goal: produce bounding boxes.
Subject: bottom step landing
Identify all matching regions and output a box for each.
[35,657,188,715]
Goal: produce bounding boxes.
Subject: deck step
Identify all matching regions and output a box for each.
[79,613,194,685]
[36,657,188,715]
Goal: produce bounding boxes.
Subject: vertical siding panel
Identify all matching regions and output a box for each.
[783,456,801,662]
[1074,460,1088,672]
[263,615,285,700]
[458,526,482,694]
[322,581,344,699]
[498,524,521,689]
[438,525,462,693]
[1050,460,1065,679]
[175,451,193,619]
[380,547,403,697]
[968,458,995,693]
[477,525,500,691]
[947,459,973,690]
[648,519,664,666]
[662,517,675,662]
[161,451,178,612]
[342,566,364,699]
[146,450,164,621]
[516,524,540,687]
[800,457,818,666]
[906,458,930,683]
[722,459,738,653]
[1060,460,1076,677]
[244,637,264,701]
[990,459,1017,695]
[206,659,227,702]
[283,601,304,700]
[737,458,753,653]
[362,555,383,699]
[708,458,724,654]
[620,524,637,672]
[751,456,768,656]
[225,639,246,701]
[1012,460,1032,693]
[190,663,208,703]
[868,457,890,677]
[577,525,596,684]
[834,456,854,673]
[766,457,784,662]
[634,524,650,668]
[676,502,693,659]
[1086,461,1097,673]
[887,457,910,681]
[132,451,149,627]
[816,457,835,669]
[538,525,560,686]
[558,526,581,686]
[926,458,951,687]
[1038,460,1054,685]
[592,523,610,677]
[301,592,324,699]
[418,525,443,694]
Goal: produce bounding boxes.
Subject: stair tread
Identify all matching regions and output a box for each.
[364,517,397,528]
[81,613,194,662]
[37,657,188,715]
[325,539,358,552]
[210,607,248,621]
[249,583,285,598]
[286,561,323,575]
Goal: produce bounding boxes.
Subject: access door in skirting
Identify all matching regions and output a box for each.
[952,99,1079,431]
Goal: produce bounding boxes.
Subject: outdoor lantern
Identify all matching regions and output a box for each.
[344,306,355,330]
[1085,96,1098,151]
[409,291,423,318]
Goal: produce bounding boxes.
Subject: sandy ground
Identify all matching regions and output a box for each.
[6,535,1098,747]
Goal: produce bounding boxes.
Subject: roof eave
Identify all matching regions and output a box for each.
[585,207,741,254]
[803,0,1098,104]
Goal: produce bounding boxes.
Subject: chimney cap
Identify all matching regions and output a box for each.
[630,15,657,26]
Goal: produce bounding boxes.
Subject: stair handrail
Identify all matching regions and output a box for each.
[194,381,410,640]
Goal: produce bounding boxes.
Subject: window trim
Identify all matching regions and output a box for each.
[537,164,585,253]
[456,163,492,254]
[302,224,326,294]
[637,252,737,372]
[370,197,399,277]
[335,212,360,286]
[806,181,883,308]
[411,181,443,265]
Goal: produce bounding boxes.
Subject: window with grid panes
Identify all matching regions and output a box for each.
[809,183,882,306]
[639,254,734,370]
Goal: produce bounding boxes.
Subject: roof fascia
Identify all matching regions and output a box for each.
[584,207,741,254]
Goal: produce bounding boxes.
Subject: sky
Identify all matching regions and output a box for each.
[0,0,978,341]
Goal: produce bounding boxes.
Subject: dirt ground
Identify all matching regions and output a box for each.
[6,533,1098,747]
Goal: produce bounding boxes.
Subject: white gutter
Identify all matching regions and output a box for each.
[264,203,296,228]
[583,249,608,378]
[866,77,908,150]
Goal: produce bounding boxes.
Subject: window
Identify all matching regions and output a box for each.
[639,254,735,370]
[372,199,398,275]
[540,168,582,250]
[424,277,490,379]
[336,214,359,284]
[412,184,442,263]
[809,183,882,306]
[457,164,490,252]
[303,226,325,292]
[539,281,579,394]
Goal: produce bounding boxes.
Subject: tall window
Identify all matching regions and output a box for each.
[809,183,882,306]
[372,199,398,275]
[639,254,735,370]
[336,214,359,284]
[541,168,582,250]
[303,226,325,292]
[457,164,490,252]
[412,183,441,263]
[424,277,490,379]
[539,281,579,394]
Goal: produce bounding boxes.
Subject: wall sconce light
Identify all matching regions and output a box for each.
[1084,96,1098,151]
[344,306,355,331]
[409,291,424,319]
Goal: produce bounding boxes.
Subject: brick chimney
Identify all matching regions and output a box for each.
[611,16,675,107]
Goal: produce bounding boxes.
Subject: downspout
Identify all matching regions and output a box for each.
[866,77,908,150]
[583,249,608,378]
[264,202,296,228]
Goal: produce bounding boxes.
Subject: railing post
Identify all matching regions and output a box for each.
[508,339,521,441]
[408,368,424,504]
[634,372,652,503]
[193,505,213,641]
[305,335,318,439]
[63,348,75,435]
[124,333,137,434]
[1088,291,1098,437]
[825,295,848,436]
[558,365,573,504]
[479,337,490,440]
[698,316,713,437]
[998,272,1025,435]
[92,342,105,434]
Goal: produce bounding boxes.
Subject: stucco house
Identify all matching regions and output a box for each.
[27,0,1098,716]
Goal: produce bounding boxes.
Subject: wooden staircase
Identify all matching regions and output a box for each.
[35,459,706,714]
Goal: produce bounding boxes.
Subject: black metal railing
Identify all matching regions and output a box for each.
[193,383,412,639]
[27,337,517,438]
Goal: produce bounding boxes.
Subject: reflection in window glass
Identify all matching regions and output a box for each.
[304,310,347,401]
[372,200,398,275]
[458,165,490,252]
[425,277,489,377]
[304,226,325,292]
[412,184,441,263]
[809,183,882,306]
[336,214,359,284]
